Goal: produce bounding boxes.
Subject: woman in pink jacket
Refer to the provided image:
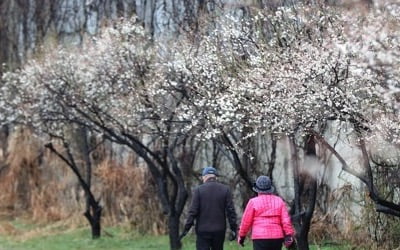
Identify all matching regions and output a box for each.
[238,175,295,250]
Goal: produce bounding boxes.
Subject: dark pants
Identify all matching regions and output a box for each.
[253,238,284,250]
[196,231,225,250]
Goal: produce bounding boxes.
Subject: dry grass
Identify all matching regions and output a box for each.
[309,184,383,249]
[95,157,166,235]
[0,128,166,235]
[0,127,42,213]
[309,212,341,243]
[309,210,379,249]
[0,128,83,223]
[0,214,88,242]
[0,221,19,236]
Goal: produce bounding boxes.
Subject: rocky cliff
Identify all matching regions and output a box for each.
[0,0,210,73]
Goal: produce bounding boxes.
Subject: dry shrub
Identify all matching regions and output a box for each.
[95,157,166,235]
[28,144,86,224]
[309,210,377,248]
[309,211,342,243]
[310,184,382,249]
[349,198,399,250]
[0,127,42,213]
[30,181,70,222]
[0,128,166,235]
[310,184,352,244]
[0,128,89,224]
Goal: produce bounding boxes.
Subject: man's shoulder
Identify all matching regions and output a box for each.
[211,180,230,188]
[200,180,230,190]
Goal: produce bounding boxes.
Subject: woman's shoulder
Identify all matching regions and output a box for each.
[270,194,286,202]
[257,193,286,203]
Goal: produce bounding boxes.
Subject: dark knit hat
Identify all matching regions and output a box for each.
[252,175,274,194]
[202,166,218,176]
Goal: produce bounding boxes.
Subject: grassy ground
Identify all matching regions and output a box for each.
[0,219,351,250]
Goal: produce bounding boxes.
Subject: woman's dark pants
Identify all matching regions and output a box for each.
[253,238,283,250]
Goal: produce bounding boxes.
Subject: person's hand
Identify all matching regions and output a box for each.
[284,235,294,248]
[228,230,237,241]
[237,236,245,247]
[179,230,188,241]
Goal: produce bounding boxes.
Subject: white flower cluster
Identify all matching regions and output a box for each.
[0,4,399,146]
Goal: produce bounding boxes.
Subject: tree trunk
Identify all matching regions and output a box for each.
[168,214,182,250]
[297,235,310,250]
[289,135,316,250]
[45,141,103,239]
[0,125,9,174]
[310,129,400,218]
[84,203,102,239]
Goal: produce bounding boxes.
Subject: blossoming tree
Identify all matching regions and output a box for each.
[1,18,199,249]
[1,2,400,249]
[160,2,400,248]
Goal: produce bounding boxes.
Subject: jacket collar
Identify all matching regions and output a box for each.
[204,177,217,183]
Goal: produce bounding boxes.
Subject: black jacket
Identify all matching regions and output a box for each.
[183,178,237,233]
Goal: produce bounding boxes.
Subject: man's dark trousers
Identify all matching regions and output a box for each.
[196,231,225,250]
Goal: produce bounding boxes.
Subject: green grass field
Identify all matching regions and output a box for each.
[0,219,351,250]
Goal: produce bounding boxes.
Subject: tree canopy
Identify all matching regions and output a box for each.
[1,2,400,249]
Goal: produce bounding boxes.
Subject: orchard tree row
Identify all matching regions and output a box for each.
[1,2,400,250]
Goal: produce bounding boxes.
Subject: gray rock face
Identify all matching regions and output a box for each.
[0,0,308,72]
[0,0,205,72]
[1,0,307,70]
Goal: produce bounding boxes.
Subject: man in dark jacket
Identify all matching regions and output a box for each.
[180,166,237,250]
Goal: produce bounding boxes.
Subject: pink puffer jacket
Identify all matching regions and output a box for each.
[238,194,295,239]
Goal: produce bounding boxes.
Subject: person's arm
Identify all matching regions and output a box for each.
[280,201,295,236]
[225,188,237,232]
[238,199,254,237]
[237,199,254,247]
[182,188,200,235]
